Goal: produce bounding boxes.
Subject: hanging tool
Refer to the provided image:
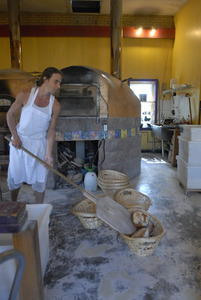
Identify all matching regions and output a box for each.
[186,93,192,124]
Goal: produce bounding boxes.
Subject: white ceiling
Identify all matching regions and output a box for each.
[0,0,189,16]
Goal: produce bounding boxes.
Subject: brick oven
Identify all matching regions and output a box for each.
[47,66,141,188]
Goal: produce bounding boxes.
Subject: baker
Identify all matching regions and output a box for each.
[6,67,62,203]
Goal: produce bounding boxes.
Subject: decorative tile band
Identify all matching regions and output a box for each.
[56,127,140,141]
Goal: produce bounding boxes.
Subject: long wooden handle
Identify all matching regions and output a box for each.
[4,135,86,193]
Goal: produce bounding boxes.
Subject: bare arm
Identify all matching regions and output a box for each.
[45,99,61,166]
[6,89,30,148]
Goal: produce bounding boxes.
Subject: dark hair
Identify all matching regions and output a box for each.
[37,67,63,86]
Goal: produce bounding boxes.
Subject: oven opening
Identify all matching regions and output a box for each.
[59,97,97,116]
[58,83,100,117]
[55,140,99,188]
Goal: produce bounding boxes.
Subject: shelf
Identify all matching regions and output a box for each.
[162,85,192,96]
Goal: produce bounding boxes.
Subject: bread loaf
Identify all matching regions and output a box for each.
[131,211,148,228]
[131,227,149,238]
[147,220,154,235]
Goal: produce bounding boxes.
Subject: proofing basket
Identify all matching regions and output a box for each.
[72,196,104,229]
[120,209,165,256]
[98,170,129,183]
[98,170,130,198]
[114,188,152,211]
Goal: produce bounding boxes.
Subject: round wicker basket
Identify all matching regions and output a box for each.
[98,170,129,183]
[98,170,130,198]
[72,196,104,229]
[114,188,152,211]
[98,179,130,187]
[120,209,165,256]
[98,182,130,198]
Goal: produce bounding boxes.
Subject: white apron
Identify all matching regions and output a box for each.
[8,87,55,185]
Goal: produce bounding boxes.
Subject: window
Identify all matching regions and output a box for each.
[128,79,158,128]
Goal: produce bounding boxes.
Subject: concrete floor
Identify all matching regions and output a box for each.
[1,152,201,300]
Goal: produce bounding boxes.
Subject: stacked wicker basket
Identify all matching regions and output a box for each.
[97,170,130,198]
[72,169,165,256]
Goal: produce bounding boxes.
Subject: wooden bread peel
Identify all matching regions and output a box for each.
[5,136,136,235]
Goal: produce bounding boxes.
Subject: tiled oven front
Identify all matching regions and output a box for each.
[46,116,141,189]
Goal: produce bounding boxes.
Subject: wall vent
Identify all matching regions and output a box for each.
[71,1,101,13]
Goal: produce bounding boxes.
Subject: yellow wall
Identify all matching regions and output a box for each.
[141,130,152,151]
[122,38,173,95]
[0,36,174,100]
[0,37,111,72]
[0,38,12,68]
[172,0,201,124]
[21,37,111,73]
[141,130,162,151]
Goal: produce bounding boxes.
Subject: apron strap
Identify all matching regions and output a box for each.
[48,94,55,116]
[27,87,55,117]
[29,87,39,106]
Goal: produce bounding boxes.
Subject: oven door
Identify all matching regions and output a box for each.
[58,84,100,117]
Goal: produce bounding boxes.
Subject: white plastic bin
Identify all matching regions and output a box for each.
[178,136,201,164]
[180,125,201,141]
[0,204,52,300]
[176,156,201,189]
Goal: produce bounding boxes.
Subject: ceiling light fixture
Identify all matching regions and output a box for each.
[136,27,143,36]
[150,28,156,37]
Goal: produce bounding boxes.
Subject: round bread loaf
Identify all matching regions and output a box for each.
[147,220,154,235]
[131,211,149,228]
[131,227,149,238]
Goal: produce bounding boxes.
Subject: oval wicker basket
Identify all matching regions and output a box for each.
[120,209,165,256]
[114,188,152,211]
[72,196,104,229]
[98,170,129,183]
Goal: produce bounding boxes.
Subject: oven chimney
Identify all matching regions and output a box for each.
[110,0,122,80]
[7,0,22,69]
